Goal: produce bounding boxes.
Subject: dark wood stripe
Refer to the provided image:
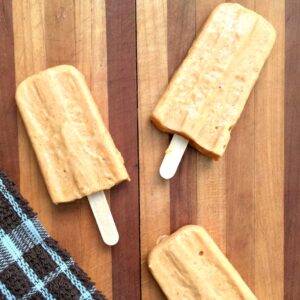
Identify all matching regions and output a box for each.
[168,0,198,232]
[0,0,19,185]
[106,1,140,299]
[285,0,300,298]
[225,88,255,288]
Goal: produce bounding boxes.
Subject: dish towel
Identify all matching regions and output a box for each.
[0,171,106,300]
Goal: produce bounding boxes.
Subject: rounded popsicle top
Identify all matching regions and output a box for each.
[151,2,277,160]
[148,225,257,300]
[16,64,129,204]
[16,65,82,99]
[211,3,276,39]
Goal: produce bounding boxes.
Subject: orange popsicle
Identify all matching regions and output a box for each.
[17,65,129,204]
[152,3,276,161]
[149,225,257,300]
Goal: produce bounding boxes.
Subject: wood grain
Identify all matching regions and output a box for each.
[225,0,256,291]
[285,0,300,299]
[105,1,140,299]
[195,0,227,252]
[168,0,198,232]
[254,2,284,298]
[137,1,170,299]
[0,0,293,299]
[0,0,18,184]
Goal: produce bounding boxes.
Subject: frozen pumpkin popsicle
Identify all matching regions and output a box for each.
[148,225,257,300]
[152,3,276,179]
[16,65,129,245]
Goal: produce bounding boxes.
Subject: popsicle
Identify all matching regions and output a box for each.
[151,3,276,179]
[16,65,129,245]
[148,225,257,300]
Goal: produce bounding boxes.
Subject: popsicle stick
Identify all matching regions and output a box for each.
[88,191,119,246]
[159,134,189,179]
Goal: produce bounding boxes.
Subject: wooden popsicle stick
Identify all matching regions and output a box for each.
[159,134,189,179]
[88,191,119,246]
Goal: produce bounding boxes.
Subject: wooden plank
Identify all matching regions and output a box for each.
[12,0,113,297]
[195,0,227,252]
[137,0,170,299]
[0,0,18,184]
[254,2,284,299]
[105,1,140,299]
[285,0,300,299]
[3,0,287,298]
[72,2,113,297]
[225,0,256,291]
[13,0,50,228]
[168,0,198,232]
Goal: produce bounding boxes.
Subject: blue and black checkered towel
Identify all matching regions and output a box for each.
[0,171,106,300]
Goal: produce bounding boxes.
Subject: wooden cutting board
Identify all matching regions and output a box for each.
[1,0,298,299]
[138,1,284,299]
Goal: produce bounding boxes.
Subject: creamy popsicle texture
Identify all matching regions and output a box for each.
[16,65,129,204]
[148,225,257,300]
[151,3,276,159]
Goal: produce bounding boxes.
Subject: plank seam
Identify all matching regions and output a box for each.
[134,1,142,299]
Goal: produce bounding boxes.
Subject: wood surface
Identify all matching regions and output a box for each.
[0,0,18,184]
[0,0,298,299]
[138,1,285,299]
[285,0,300,299]
[106,1,140,299]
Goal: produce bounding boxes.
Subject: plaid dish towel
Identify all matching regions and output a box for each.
[0,171,106,300]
